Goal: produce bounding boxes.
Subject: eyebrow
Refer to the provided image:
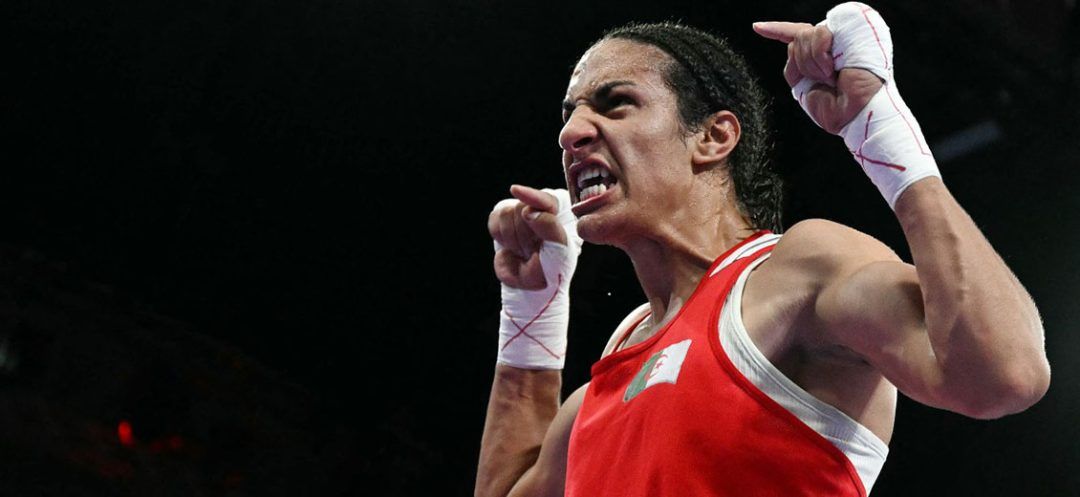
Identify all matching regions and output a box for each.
[562,80,636,115]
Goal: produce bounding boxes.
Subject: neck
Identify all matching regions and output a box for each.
[621,202,756,328]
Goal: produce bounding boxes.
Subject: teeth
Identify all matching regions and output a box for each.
[579,183,608,202]
[575,166,604,190]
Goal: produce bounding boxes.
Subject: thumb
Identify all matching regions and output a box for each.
[510,185,568,246]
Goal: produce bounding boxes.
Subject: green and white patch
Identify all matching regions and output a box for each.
[623,339,692,402]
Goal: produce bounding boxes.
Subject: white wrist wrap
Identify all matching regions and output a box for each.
[494,189,583,370]
[793,2,941,209]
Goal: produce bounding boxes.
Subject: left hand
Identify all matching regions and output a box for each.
[753,21,883,134]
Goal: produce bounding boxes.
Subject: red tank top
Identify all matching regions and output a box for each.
[565,231,866,497]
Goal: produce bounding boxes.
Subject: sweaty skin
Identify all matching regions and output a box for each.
[477,25,1049,497]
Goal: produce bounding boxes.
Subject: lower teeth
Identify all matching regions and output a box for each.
[580,183,608,201]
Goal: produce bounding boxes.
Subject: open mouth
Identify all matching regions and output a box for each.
[574,165,618,203]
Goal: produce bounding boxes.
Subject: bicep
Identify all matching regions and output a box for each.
[507,383,588,497]
[816,259,953,410]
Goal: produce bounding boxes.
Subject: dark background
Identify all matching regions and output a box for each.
[2,0,1078,495]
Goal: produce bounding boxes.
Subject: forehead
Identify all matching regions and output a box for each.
[565,38,672,97]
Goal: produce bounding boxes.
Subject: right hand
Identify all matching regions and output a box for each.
[753,21,883,135]
[488,185,569,290]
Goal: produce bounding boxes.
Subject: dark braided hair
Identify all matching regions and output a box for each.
[601,22,784,232]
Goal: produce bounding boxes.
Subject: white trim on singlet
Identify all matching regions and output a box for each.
[718,250,890,493]
[709,233,783,277]
[610,234,782,355]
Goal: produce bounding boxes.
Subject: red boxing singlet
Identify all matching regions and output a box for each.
[565,231,866,497]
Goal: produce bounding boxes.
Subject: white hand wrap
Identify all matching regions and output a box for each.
[793,2,941,209]
[494,189,583,370]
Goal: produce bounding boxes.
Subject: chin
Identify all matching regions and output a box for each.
[575,215,609,244]
[575,211,630,247]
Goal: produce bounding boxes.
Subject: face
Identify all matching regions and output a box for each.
[560,39,698,246]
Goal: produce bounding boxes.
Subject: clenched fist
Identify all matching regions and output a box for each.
[488,185,577,290]
[753,21,883,134]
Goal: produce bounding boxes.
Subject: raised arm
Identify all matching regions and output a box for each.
[756,3,1049,419]
[476,186,582,496]
[851,178,1047,418]
[477,372,585,497]
[782,210,1049,420]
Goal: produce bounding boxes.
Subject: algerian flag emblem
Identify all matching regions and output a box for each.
[623,339,692,402]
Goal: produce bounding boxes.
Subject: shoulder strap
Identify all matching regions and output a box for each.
[603,303,651,357]
[709,233,782,278]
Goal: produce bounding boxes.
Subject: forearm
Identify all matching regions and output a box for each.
[894,177,1049,417]
[476,365,562,497]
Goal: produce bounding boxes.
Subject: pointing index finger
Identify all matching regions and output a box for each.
[752,21,814,44]
[510,185,558,214]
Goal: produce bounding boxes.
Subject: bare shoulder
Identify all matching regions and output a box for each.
[759,218,924,361]
[745,219,906,354]
[770,218,902,279]
[744,221,904,442]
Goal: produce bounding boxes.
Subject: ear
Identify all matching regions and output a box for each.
[691,111,741,168]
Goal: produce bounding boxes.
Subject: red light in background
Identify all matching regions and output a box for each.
[117,420,134,446]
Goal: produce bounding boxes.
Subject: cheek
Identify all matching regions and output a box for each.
[637,109,688,150]
[631,127,691,169]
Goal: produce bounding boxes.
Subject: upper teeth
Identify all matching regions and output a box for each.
[576,166,610,190]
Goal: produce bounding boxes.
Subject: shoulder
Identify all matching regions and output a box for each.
[746,219,906,350]
[770,218,901,279]
[767,219,919,351]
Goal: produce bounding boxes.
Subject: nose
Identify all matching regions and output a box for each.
[558,108,598,154]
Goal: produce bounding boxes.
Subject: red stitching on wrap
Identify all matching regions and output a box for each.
[851,109,908,172]
[863,110,874,142]
[852,151,906,171]
[501,273,564,359]
[860,6,889,70]
[883,84,931,156]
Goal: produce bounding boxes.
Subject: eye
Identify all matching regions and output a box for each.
[603,94,635,114]
[561,104,575,123]
[608,95,633,108]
